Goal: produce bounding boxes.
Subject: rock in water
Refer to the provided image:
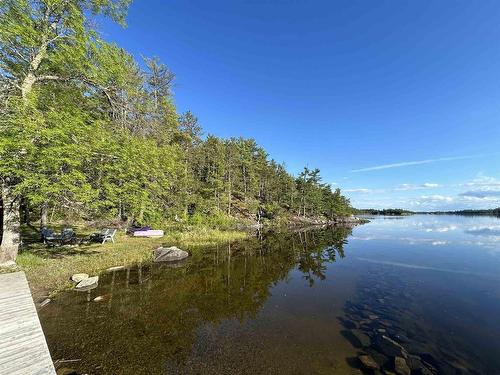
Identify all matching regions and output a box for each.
[351,329,371,347]
[75,276,99,290]
[373,335,407,358]
[154,246,189,262]
[358,355,379,370]
[71,273,89,282]
[394,356,411,375]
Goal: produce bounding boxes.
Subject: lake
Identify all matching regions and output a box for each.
[39,215,500,374]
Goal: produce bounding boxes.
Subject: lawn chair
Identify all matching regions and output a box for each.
[60,228,77,245]
[41,227,60,246]
[102,228,117,244]
[91,229,117,244]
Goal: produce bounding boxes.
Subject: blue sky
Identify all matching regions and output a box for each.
[101,0,500,210]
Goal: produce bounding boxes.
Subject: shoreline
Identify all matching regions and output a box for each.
[7,216,366,301]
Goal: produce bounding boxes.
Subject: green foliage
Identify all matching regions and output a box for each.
[0,0,353,242]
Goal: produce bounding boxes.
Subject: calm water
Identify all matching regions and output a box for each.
[39,215,500,374]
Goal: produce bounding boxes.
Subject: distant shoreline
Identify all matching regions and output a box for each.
[356,208,500,217]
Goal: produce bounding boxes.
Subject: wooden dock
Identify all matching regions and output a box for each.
[0,272,56,375]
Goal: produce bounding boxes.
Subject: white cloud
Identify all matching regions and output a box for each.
[419,195,454,202]
[422,183,440,188]
[344,188,372,193]
[458,175,500,200]
[345,173,500,210]
[395,183,440,191]
[461,175,500,188]
[460,190,500,199]
[351,154,484,173]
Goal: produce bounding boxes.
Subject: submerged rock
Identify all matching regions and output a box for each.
[373,335,407,358]
[406,355,429,372]
[414,368,434,375]
[75,275,98,290]
[71,273,89,283]
[154,246,189,262]
[358,355,379,370]
[394,356,411,375]
[351,329,371,347]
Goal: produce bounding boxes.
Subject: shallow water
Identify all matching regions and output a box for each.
[39,215,500,374]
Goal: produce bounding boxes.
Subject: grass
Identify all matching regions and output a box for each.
[16,225,248,299]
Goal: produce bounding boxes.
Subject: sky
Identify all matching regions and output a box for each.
[100,0,500,211]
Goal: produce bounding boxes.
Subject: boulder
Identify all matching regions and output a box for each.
[71,273,89,283]
[351,329,371,347]
[358,355,379,370]
[373,335,407,358]
[154,246,189,262]
[75,276,98,290]
[394,357,411,375]
[406,354,424,371]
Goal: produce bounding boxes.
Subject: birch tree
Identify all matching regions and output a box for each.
[0,0,130,263]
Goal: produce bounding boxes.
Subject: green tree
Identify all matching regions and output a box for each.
[0,0,130,262]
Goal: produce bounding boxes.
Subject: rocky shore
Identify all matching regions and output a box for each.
[287,214,368,228]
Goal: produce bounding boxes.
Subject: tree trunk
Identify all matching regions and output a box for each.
[1,33,49,264]
[40,201,48,229]
[0,183,20,264]
[227,172,231,215]
[21,39,48,100]
[22,198,30,225]
[117,199,123,220]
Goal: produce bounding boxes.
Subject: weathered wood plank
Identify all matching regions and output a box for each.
[0,272,56,375]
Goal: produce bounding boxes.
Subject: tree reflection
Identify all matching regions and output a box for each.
[40,227,352,374]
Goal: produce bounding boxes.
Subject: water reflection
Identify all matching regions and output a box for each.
[40,227,353,374]
[356,214,500,250]
[40,216,500,374]
[347,215,500,374]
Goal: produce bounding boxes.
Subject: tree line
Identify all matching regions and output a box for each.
[421,208,500,217]
[0,0,352,263]
[354,208,414,216]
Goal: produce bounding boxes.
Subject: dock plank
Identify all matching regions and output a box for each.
[0,272,56,375]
